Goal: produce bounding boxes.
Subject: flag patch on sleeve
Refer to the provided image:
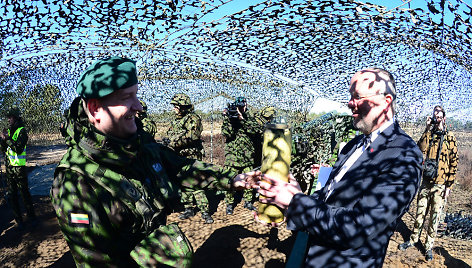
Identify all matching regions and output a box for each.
[70,213,90,225]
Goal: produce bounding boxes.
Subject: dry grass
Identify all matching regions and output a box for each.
[457,148,472,190]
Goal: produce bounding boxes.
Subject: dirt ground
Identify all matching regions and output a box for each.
[1,144,472,268]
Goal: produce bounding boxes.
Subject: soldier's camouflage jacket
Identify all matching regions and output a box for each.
[417,130,458,188]
[221,113,263,168]
[166,107,203,159]
[137,111,158,139]
[0,118,28,178]
[50,97,236,267]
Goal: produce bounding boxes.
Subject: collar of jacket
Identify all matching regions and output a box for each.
[63,97,145,168]
[9,119,24,134]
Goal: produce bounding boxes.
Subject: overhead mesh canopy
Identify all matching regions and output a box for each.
[1,0,472,129]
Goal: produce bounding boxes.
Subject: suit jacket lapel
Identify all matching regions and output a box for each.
[320,135,362,198]
[322,123,397,202]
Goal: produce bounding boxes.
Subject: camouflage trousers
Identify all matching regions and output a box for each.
[409,182,446,250]
[181,189,209,213]
[5,166,35,223]
[224,166,254,204]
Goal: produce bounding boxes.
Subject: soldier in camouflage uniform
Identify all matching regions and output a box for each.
[221,97,263,214]
[0,107,36,229]
[399,105,458,261]
[166,93,213,224]
[136,100,158,139]
[253,106,276,168]
[50,57,259,267]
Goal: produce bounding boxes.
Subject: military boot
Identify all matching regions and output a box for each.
[425,250,433,261]
[244,201,256,211]
[179,208,195,220]
[398,241,413,251]
[226,204,234,215]
[201,212,214,224]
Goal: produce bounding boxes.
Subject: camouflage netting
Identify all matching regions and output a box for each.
[1,0,472,135]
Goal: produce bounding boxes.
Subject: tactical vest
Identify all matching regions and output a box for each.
[7,127,26,166]
[56,142,181,234]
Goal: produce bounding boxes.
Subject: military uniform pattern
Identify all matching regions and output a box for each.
[166,108,209,212]
[166,110,204,159]
[51,97,236,267]
[408,129,458,251]
[221,114,263,204]
[136,102,158,139]
[0,119,35,222]
[409,182,446,250]
[417,131,458,187]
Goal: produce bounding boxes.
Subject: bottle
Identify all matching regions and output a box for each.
[257,116,291,224]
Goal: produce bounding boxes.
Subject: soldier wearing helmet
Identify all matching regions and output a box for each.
[221,97,263,214]
[136,100,158,139]
[1,106,36,229]
[166,93,214,224]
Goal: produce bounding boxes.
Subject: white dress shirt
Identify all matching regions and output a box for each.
[324,118,395,200]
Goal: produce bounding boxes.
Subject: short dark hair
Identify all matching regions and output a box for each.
[433,105,445,117]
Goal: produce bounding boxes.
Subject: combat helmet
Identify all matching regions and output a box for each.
[170,93,192,106]
[260,106,275,119]
[234,96,247,106]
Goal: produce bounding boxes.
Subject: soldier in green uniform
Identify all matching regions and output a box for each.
[136,100,158,139]
[253,106,276,168]
[398,105,458,261]
[50,56,259,267]
[166,93,213,224]
[0,107,36,229]
[221,97,263,215]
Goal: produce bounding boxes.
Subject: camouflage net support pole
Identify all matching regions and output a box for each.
[257,117,291,224]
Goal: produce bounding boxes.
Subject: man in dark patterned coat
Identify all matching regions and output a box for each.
[166,93,214,224]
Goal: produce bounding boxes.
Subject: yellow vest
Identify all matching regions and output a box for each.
[7,127,26,166]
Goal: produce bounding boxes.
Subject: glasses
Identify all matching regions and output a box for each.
[350,93,386,102]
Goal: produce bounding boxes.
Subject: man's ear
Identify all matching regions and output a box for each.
[87,98,101,121]
[384,94,393,107]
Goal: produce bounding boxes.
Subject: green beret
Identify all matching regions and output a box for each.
[76,56,138,99]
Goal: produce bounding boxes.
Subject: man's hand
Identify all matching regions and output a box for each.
[232,170,262,190]
[257,174,302,210]
[0,129,8,140]
[426,116,432,131]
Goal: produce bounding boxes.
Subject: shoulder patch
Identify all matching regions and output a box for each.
[70,212,90,226]
[153,162,162,173]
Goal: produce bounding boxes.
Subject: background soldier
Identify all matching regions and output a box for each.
[253,106,276,168]
[0,107,36,229]
[221,97,263,215]
[137,100,158,139]
[166,93,214,224]
[399,105,458,261]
